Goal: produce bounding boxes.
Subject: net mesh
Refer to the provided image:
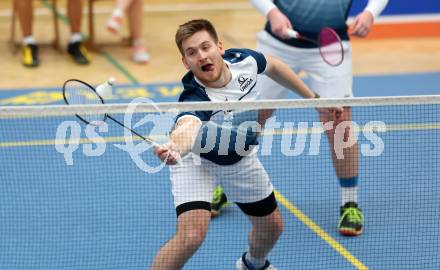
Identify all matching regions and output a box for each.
[0,96,439,270]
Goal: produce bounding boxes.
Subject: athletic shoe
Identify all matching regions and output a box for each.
[211,186,228,217]
[236,253,277,270]
[132,44,150,64]
[338,202,364,236]
[22,44,39,67]
[67,41,91,65]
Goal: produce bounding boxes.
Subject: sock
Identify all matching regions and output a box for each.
[339,176,358,206]
[341,187,357,206]
[69,32,83,44]
[23,35,36,45]
[112,8,123,18]
[245,252,266,269]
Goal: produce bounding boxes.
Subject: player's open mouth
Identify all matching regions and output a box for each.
[201,64,214,72]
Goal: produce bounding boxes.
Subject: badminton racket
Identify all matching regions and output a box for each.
[286,27,344,67]
[62,78,159,147]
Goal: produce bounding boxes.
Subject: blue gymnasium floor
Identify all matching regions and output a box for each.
[0,72,439,269]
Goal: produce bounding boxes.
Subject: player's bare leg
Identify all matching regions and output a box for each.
[320,107,363,236]
[151,210,211,270]
[237,208,283,269]
[127,0,149,63]
[16,0,39,67]
[247,208,283,259]
[67,0,90,65]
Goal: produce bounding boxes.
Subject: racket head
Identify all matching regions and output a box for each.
[318,27,344,67]
[62,79,108,126]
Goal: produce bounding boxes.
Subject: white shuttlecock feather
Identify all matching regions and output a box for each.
[96,77,115,99]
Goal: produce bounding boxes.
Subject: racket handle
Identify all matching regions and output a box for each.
[153,141,183,166]
[286,29,300,39]
[145,137,160,147]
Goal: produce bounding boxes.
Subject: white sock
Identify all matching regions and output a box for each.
[69,32,83,44]
[112,8,123,18]
[23,35,36,45]
[341,187,358,206]
[245,252,266,269]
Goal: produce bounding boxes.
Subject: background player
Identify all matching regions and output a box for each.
[249,0,389,236]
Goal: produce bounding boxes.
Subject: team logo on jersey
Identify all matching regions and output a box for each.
[237,74,254,92]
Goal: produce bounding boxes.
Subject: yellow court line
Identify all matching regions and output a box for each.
[0,136,125,148]
[377,122,440,132]
[0,122,439,148]
[267,122,440,136]
[0,135,166,148]
[274,190,368,270]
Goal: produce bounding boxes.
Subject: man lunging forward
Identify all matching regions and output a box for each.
[152,19,330,270]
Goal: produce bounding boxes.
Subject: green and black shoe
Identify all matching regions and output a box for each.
[211,186,228,217]
[338,202,364,236]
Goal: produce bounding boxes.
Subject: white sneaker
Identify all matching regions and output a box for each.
[236,254,277,270]
[132,44,150,64]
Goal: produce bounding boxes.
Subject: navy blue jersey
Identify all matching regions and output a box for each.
[176,48,267,165]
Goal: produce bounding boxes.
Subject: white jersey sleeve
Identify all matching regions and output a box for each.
[250,0,276,18]
[364,0,389,18]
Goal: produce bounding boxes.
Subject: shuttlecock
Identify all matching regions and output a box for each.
[96,77,115,99]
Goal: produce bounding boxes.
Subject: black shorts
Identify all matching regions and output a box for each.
[176,192,277,217]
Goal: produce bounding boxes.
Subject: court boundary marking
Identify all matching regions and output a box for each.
[274,190,368,270]
[2,122,439,148]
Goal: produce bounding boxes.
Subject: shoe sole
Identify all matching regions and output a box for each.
[133,59,149,64]
[339,228,363,236]
[23,63,39,68]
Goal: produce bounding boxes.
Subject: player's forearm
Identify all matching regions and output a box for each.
[365,0,389,18]
[265,56,316,99]
[170,117,202,156]
[250,0,276,18]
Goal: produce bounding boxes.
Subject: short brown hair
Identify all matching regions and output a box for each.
[175,19,219,55]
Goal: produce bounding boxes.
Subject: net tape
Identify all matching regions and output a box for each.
[1,95,440,118]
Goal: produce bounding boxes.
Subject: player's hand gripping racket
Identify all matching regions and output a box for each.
[286,27,344,67]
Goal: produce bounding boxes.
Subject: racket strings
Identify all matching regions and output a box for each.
[63,79,160,147]
[318,28,344,66]
[63,80,107,125]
